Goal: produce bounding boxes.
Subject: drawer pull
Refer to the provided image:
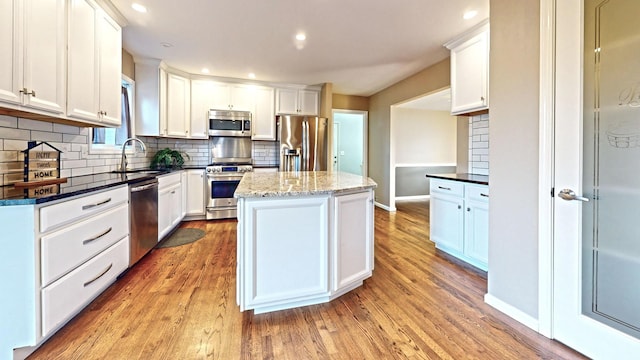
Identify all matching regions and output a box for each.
[480,193,489,198]
[82,227,113,245]
[438,186,452,191]
[83,263,113,287]
[82,198,112,210]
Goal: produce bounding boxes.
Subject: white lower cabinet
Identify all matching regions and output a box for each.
[184,169,205,216]
[37,185,130,339]
[158,172,184,240]
[429,179,488,271]
[41,237,128,337]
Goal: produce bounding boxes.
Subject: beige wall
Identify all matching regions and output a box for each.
[368,59,450,206]
[122,49,135,80]
[456,117,469,173]
[488,0,540,318]
[332,94,369,111]
[391,108,456,165]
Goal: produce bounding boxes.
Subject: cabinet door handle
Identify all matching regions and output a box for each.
[82,198,112,210]
[83,263,113,287]
[480,193,489,198]
[467,207,471,212]
[438,186,451,191]
[82,227,113,245]
[457,205,462,209]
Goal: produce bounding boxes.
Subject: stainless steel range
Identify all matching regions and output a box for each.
[205,163,252,220]
[206,135,253,220]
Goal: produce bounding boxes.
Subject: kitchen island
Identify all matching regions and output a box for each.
[235,171,377,314]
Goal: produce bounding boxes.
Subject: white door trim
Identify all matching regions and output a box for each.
[538,0,556,338]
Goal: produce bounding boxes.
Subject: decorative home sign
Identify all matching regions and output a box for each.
[16,141,66,198]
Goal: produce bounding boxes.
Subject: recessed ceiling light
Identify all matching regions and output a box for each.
[202,68,210,74]
[295,33,306,41]
[160,42,173,48]
[463,10,478,20]
[131,3,147,13]
[248,73,256,79]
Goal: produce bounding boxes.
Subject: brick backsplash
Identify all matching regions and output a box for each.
[0,115,283,187]
[468,114,489,176]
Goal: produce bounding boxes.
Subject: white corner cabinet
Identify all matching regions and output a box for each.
[0,186,130,357]
[275,87,320,116]
[445,20,489,116]
[237,189,374,314]
[135,61,200,139]
[191,79,276,140]
[429,178,488,271]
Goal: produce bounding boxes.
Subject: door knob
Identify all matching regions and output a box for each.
[558,188,590,202]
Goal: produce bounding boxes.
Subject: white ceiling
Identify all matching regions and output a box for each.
[110,0,489,97]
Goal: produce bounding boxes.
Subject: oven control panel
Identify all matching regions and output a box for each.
[206,165,253,174]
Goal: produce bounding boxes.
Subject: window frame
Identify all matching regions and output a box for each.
[89,74,139,155]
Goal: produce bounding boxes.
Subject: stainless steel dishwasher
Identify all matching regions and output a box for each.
[129,178,159,266]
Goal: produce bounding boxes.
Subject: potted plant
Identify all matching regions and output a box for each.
[150,148,189,169]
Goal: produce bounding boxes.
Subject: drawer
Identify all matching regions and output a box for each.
[40,186,128,233]
[158,171,181,188]
[41,237,129,337]
[466,185,489,202]
[41,203,129,287]
[430,179,464,197]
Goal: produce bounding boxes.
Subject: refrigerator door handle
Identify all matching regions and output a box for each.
[302,119,308,171]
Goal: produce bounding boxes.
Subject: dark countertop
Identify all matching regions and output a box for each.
[425,173,489,185]
[0,169,177,206]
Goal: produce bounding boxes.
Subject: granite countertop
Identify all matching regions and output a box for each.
[0,168,179,206]
[425,173,489,185]
[235,171,377,198]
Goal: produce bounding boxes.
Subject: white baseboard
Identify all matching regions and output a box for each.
[374,202,396,212]
[484,293,540,333]
[395,195,430,201]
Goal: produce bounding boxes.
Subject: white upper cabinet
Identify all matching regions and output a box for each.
[67,0,122,125]
[207,82,254,112]
[276,88,320,115]
[251,86,276,140]
[166,73,190,137]
[0,0,66,115]
[190,79,276,140]
[189,79,213,139]
[445,20,489,115]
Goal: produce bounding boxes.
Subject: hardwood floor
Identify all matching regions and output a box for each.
[27,200,586,359]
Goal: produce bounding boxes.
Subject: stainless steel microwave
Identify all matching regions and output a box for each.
[208,110,252,137]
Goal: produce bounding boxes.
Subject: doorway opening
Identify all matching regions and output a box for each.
[332,110,368,176]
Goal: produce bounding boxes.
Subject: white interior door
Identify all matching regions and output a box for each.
[553,0,640,357]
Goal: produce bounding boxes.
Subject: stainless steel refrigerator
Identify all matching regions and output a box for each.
[278,115,328,171]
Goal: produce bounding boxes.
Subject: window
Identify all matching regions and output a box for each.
[90,75,136,154]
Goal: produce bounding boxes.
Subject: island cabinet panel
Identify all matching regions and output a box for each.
[240,196,330,313]
[332,190,374,292]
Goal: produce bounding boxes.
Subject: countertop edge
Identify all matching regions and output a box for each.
[235,184,377,198]
[425,173,489,185]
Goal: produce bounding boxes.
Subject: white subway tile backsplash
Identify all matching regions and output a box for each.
[0,115,18,128]
[469,114,489,175]
[19,118,54,132]
[31,130,63,143]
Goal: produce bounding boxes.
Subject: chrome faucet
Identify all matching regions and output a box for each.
[120,138,146,172]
